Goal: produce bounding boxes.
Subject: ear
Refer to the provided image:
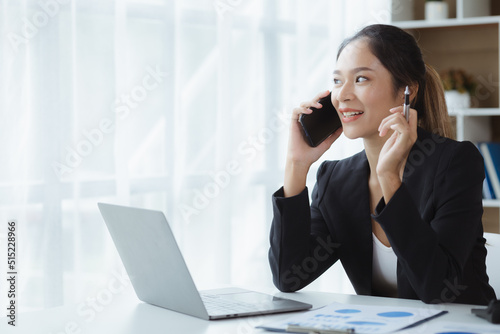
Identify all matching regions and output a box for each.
[409,84,419,104]
[400,84,419,105]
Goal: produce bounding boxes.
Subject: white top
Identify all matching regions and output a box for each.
[372,233,398,297]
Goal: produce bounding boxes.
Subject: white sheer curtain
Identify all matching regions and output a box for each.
[0,0,390,311]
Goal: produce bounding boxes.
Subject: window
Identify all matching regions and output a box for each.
[0,0,387,311]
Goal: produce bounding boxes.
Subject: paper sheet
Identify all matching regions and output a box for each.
[426,323,500,334]
[257,302,446,333]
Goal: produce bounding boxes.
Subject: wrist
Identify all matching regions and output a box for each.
[285,158,311,174]
[284,160,310,197]
[377,172,401,203]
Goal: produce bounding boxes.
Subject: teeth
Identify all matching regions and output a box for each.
[342,111,363,117]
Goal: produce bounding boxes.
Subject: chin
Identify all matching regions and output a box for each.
[342,123,380,140]
[341,127,363,140]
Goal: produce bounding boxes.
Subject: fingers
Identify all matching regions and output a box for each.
[292,106,310,120]
[389,105,417,127]
[292,90,331,120]
[378,106,416,137]
[314,89,331,101]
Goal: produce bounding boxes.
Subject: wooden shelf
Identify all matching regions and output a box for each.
[392,0,500,232]
[395,16,500,29]
[484,199,500,208]
[392,0,500,23]
[448,108,500,117]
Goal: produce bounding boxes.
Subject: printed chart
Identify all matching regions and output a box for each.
[258,302,446,333]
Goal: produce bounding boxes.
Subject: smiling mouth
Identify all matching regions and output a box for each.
[342,111,364,118]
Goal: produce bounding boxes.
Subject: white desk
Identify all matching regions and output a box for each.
[1,286,498,333]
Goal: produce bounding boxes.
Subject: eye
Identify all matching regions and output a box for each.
[333,78,342,85]
[356,76,368,83]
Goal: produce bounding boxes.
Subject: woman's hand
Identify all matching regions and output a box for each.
[376,106,418,202]
[287,90,342,167]
[284,90,343,197]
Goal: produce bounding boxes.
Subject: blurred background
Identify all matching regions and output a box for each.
[0,0,410,311]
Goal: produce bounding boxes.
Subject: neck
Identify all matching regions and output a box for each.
[363,132,390,179]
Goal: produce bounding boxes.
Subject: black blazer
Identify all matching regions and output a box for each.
[269,128,496,305]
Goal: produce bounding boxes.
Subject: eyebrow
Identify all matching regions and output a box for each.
[333,67,375,75]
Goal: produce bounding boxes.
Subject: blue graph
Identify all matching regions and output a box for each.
[377,311,414,318]
[347,321,386,326]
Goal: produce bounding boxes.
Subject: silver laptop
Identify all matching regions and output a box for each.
[97,203,312,320]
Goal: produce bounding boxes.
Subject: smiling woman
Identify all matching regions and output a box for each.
[269,24,497,305]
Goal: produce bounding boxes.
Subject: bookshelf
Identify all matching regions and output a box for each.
[392,0,500,233]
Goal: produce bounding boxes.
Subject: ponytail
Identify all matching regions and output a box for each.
[416,64,453,138]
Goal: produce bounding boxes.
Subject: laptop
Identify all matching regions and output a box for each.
[97,203,312,320]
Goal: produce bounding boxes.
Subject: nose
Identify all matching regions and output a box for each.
[335,82,354,103]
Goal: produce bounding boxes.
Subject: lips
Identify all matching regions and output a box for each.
[339,108,364,122]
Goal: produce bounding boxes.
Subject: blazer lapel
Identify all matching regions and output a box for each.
[330,151,373,295]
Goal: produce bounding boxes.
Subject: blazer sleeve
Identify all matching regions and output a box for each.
[268,161,340,292]
[372,141,485,303]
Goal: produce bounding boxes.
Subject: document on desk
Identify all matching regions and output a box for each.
[257,302,447,333]
[427,323,500,334]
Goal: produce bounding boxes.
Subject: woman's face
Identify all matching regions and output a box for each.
[332,38,404,140]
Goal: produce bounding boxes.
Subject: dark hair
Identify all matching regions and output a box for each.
[337,24,451,137]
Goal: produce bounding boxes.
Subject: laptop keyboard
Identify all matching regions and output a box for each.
[201,294,261,315]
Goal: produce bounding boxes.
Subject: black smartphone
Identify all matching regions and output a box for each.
[299,92,342,147]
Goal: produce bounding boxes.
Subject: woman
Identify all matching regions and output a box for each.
[268,24,496,305]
